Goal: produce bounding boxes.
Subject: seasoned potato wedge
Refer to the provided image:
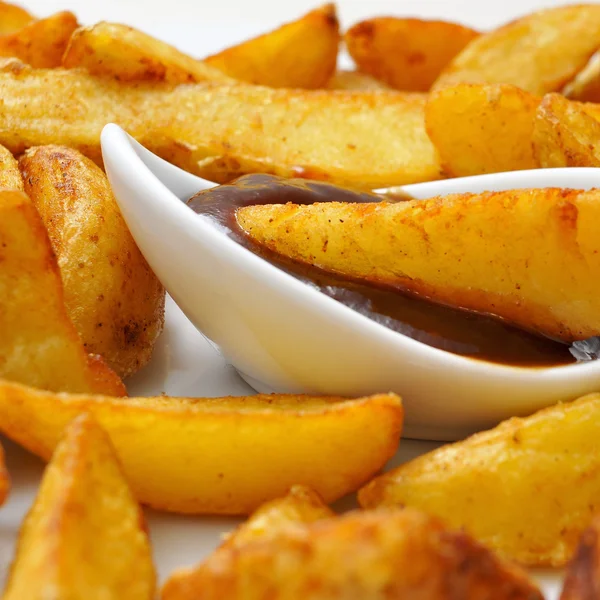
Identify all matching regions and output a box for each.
[0,62,441,189]
[0,11,77,67]
[3,414,155,600]
[327,70,390,90]
[434,5,600,94]
[563,51,600,103]
[0,190,125,395]
[0,141,21,189]
[0,380,402,514]
[561,515,600,600]
[426,83,539,176]
[161,508,542,600]
[360,393,600,567]
[346,17,478,92]
[0,0,33,35]
[20,146,165,378]
[0,442,8,507]
[63,22,232,83]
[532,93,600,168]
[238,187,600,342]
[205,4,338,88]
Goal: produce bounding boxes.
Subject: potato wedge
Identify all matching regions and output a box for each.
[0,140,22,189]
[327,70,390,90]
[532,93,600,168]
[238,186,600,342]
[161,508,542,600]
[0,442,9,507]
[0,62,441,189]
[0,0,33,35]
[20,146,165,378]
[0,190,125,395]
[0,11,77,68]
[425,83,539,176]
[434,5,600,94]
[205,4,338,89]
[0,380,402,514]
[3,413,155,600]
[346,17,478,92]
[563,51,600,103]
[360,393,600,567]
[63,21,232,83]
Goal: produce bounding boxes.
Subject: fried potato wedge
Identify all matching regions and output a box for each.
[3,414,155,600]
[327,69,391,90]
[0,442,9,507]
[434,5,600,94]
[0,11,77,67]
[238,187,600,342]
[205,4,338,88]
[0,380,402,514]
[63,21,232,84]
[162,508,542,600]
[0,190,125,395]
[532,93,600,168]
[0,0,33,35]
[0,62,441,189]
[360,393,600,567]
[425,83,539,176]
[20,146,165,378]
[346,17,478,92]
[0,140,21,189]
[563,51,600,103]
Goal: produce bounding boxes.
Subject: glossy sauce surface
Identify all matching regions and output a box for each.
[188,174,577,367]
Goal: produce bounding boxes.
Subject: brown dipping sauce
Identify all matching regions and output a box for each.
[188,174,587,368]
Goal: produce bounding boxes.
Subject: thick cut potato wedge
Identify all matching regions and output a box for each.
[63,22,232,83]
[0,380,403,514]
[426,83,539,176]
[0,190,125,395]
[434,5,600,94]
[0,0,33,35]
[0,11,77,67]
[561,515,600,600]
[360,393,600,567]
[532,93,600,168]
[346,17,478,92]
[0,141,21,189]
[0,62,441,189]
[0,442,8,507]
[327,69,390,90]
[20,146,165,378]
[3,414,155,600]
[563,51,600,103]
[238,187,600,342]
[161,508,542,600]
[205,4,338,89]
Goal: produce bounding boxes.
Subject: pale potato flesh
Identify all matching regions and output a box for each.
[0,61,441,189]
[360,393,600,567]
[161,508,542,600]
[3,414,155,600]
[0,379,403,514]
[0,0,34,35]
[237,187,600,342]
[327,69,391,90]
[20,146,165,378]
[434,4,600,95]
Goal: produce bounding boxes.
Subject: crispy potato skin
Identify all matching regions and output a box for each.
[0,0,34,35]
[346,17,478,92]
[360,393,600,567]
[0,442,9,507]
[0,190,125,395]
[0,141,22,189]
[327,69,391,90]
[162,508,542,600]
[0,11,77,67]
[561,516,600,600]
[3,414,155,600]
[205,4,338,89]
[0,381,403,514]
[63,22,232,83]
[425,83,539,176]
[20,146,165,378]
[238,187,600,342]
[0,62,441,189]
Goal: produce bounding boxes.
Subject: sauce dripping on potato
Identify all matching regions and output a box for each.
[187,174,578,367]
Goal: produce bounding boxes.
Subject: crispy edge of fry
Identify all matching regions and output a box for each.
[0,141,22,190]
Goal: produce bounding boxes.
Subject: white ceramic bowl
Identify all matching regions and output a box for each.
[101,124,600,440]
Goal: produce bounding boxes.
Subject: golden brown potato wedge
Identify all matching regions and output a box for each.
[327,69,391,90]
[238,186,600,343]
[0,0,33,35]
[563,51,600,103]
[360,393,600,567]
[0,442,9,507]
[532,93,600,168]
[0,62,441,189]
[63,21,232,83]
[0,379,402,514]
[346,17,478,92]
[20,146,165,378]
[0,11,77,67]
[425,83,539,176]
[434,5,600,94]
[0,141,21,189]
[205,4,338,88]
[0,190,125,395]
[161,508,542,600]
[3,413,155,600]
